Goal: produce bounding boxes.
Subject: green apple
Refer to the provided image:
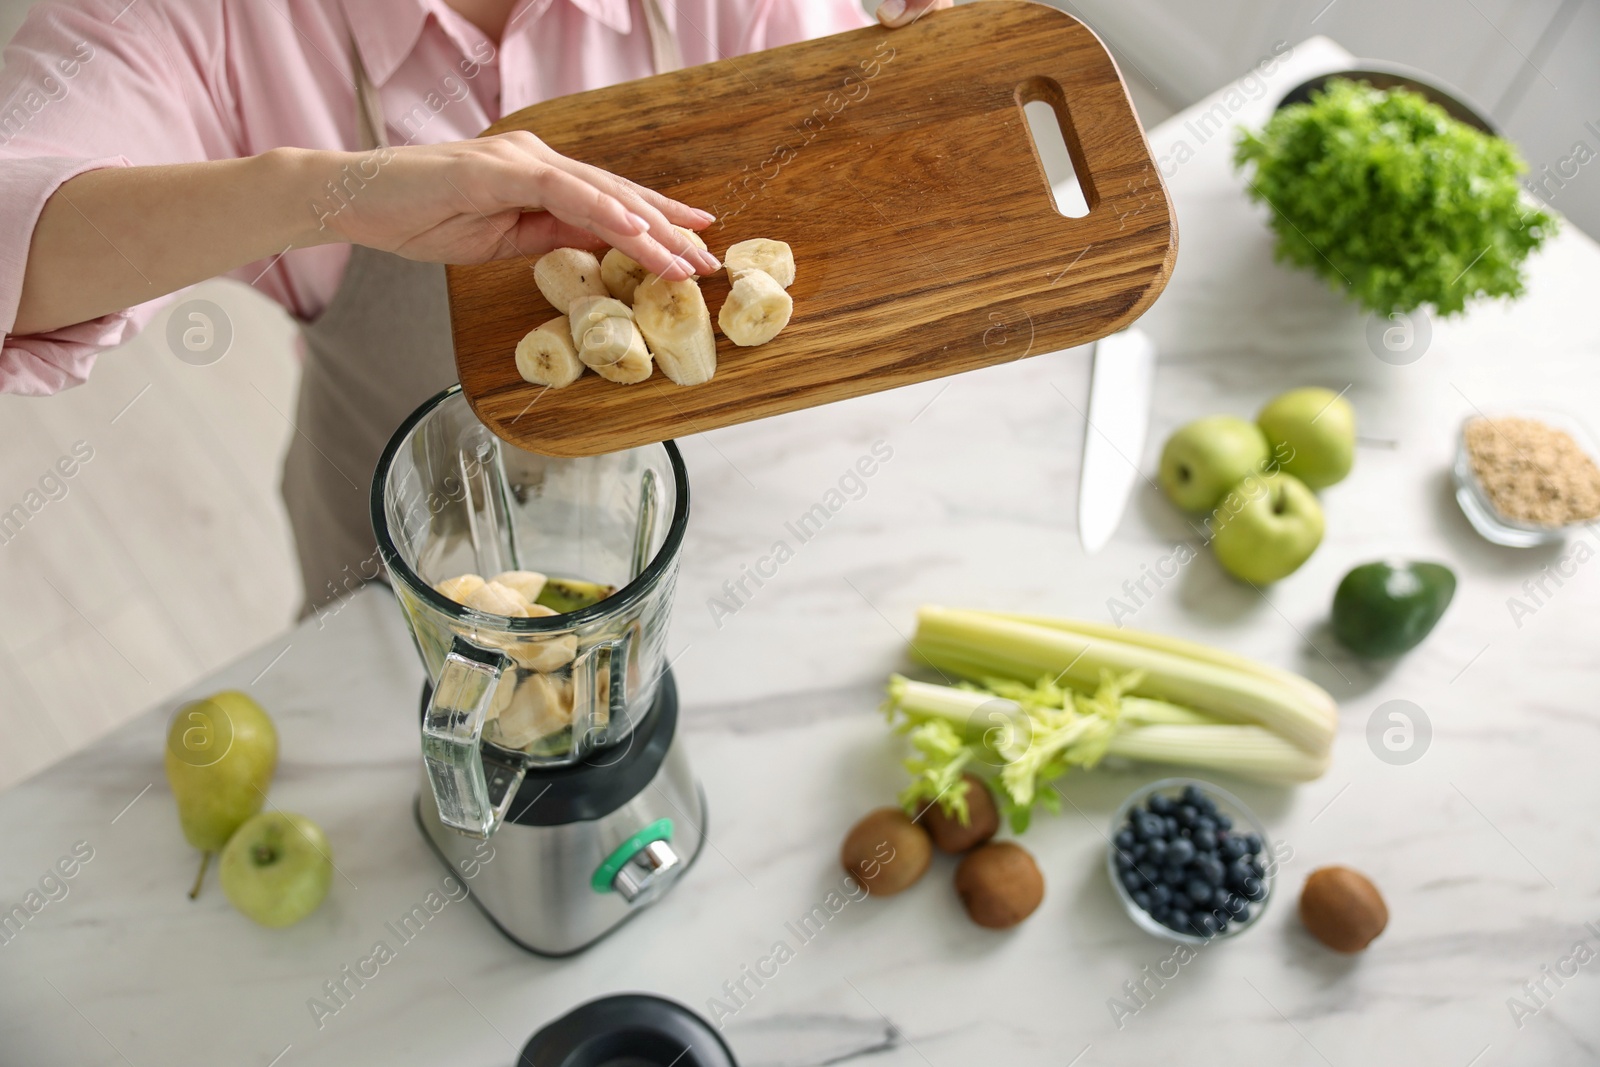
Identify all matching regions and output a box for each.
[1257,387,1355,490]
[219,811,333,927]
[1158,416,1272,512]
[1209,472,1325,583]
[164,690,277,897]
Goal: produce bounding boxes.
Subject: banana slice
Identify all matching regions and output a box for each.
[673,225,709,254]
[718,268,793,347]
[506,603,579,672]
[464,579,533,618]
[435,574,486,604]
[601,226,709,302]
[601,248,648,303]
[569,296,651,384]
[492,570,548,604]
[634,273,717,386]
[491,673,575,749]
[515,316,585,388]
[487,670,518,720]
[534,248,607,313]
[569,295,635,326]
[725,239,795,289]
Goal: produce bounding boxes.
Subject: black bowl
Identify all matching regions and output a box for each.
[1275,65,1496,134]
[519,994,737,1067]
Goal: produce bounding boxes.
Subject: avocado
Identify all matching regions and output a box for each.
[1331,560,1456,657]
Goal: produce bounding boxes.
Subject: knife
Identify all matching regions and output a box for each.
[1077,328,1157,555]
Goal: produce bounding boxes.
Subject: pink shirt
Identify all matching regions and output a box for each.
[0,0,870,394]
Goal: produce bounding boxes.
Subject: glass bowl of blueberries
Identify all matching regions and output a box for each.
[1107,778,1273,944]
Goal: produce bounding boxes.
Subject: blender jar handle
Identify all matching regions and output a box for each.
[421,636,516,838]
[572,629,633,753]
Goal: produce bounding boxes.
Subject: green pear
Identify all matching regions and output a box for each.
[164,690,278,897]
[220,811,333,928]
[1158,416,1272,513]
[1257,387,1356,490]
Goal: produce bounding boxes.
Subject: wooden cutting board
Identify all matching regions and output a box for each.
[448,1,1176,457]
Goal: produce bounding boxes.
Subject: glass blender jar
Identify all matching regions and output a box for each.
[372,386,689,839]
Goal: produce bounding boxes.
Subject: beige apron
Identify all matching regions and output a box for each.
[283,3,681,616]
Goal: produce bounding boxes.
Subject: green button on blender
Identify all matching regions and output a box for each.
[592,819,675,893]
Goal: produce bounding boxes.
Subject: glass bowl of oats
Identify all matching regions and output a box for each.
[1454,411,1600,546]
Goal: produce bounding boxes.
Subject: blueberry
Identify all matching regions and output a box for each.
[1185,880,1213,907]
[1196,856,1226,886]
[1135,812,1164,840]
[1181,784,1206,806]
[1115,850,1135,871]
[1114,828,1135,851]
[1231,902,1252,925]
[1242,833,1263,855]
[1226,858,1254,888]
[1219,893,1249,920]
[1176,804,1198,828]
[1161,865,1187,886]
[1166,838,1196,866]
[1131,889,1152,911]
[1120,868,1145,892]
[1145,838,1169,864]
[1215,813,1233,831]
[1170,891,1193,912]
[1191,829,1218,852]
[1164,816,1179,836]
[1220,836,1248,861]
[1239,876,1266,902]
[1194,815,1217,837]
[1195,795,1219,819]
[1190,912,1219,937]
[1148,793,1174,816]
[1148,883,1172,908]
[1212,916,1230,935]
[1130,842,1147,860]
[1166,909,1191,933]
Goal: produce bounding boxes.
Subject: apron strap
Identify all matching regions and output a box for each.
[350,38,390,151]
[641,0,684,75]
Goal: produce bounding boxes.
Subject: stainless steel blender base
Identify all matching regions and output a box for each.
[414,679,707,957]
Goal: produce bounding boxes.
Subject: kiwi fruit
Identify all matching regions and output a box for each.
[1299,865,1387,952]
[840,808,931,896]
[916,773,999,854]
[954,841,1044,928]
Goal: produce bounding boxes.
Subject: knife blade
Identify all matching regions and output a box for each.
[1077,328,1157,555]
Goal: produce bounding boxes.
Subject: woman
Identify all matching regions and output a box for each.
[0,0,948,612]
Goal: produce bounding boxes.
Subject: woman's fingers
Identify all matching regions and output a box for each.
[489,136,715,278]
[498,158,697,279]
[557,156,721,274]
[877,0,952,28]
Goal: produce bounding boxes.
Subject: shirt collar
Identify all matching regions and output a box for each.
[341,0,633,87]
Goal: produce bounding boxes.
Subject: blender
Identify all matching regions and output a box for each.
[371,386,705,956]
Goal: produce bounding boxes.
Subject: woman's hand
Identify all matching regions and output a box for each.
[310,133,721,281]
[875,0,954,28]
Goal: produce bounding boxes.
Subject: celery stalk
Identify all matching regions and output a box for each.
[1105,724,1331,783]
[977,610,1337,717]
[914,607,1335,755]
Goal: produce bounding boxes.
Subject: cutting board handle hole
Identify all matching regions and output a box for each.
[1018,80,1092,219]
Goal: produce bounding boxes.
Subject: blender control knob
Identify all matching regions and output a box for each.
[611,839,682,904]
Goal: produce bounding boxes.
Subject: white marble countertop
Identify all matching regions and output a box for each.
[4,35,1600,1067]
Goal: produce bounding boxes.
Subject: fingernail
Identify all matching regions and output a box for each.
[624,211,651,234]
[689,208,716,224]
[878,0,906,23]
[672,256,696,276]
[695,249,721,272]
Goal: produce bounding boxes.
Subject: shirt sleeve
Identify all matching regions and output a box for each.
[0,0,232,395]
[741,0,874,52]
